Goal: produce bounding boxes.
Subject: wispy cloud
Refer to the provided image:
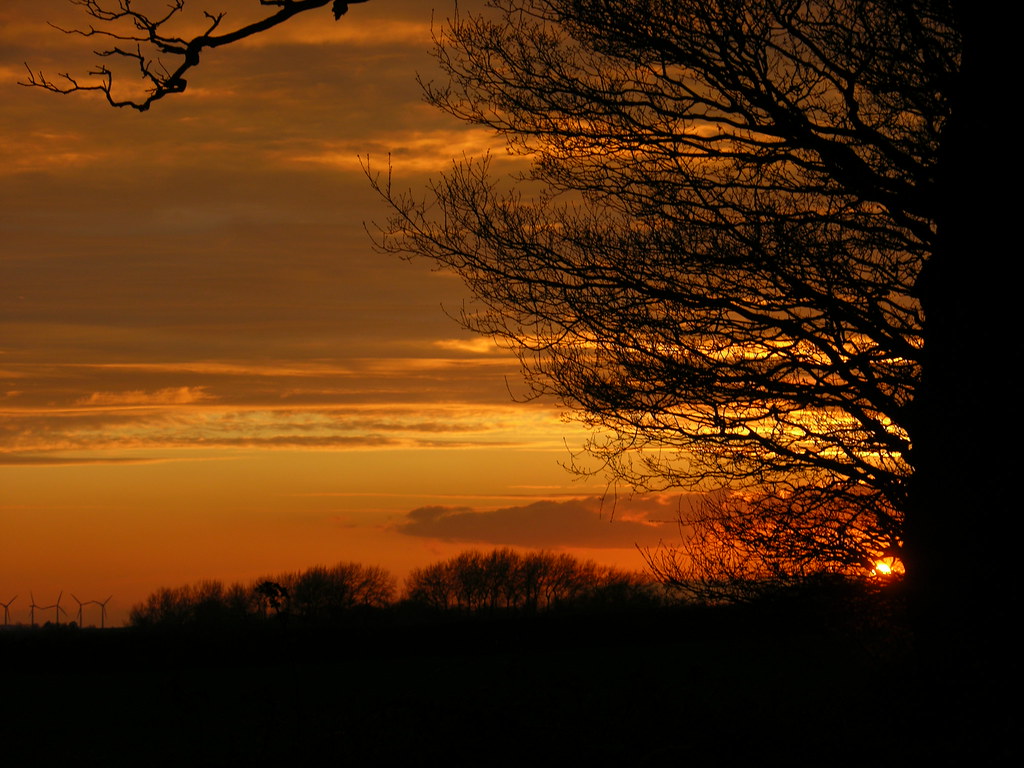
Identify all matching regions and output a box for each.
[1,400,581,459]
[236,17,431,47]
[75,386,216,406]
[432,338,507,355]
[0,454,171,466]
[286,128,520,172]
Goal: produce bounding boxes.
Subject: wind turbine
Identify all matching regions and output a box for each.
[29,592,63,626]
[71,594,85,626]
[33,597,56,626]
[96,596,113,629]
[0,595,16,626]
[53,591,66,625]
[29,592,40,627]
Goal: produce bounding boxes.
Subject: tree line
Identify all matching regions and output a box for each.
[129,561,394,628]
[127,549,662,628]
[405,549,657,612]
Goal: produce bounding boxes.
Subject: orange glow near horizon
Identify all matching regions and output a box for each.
[871,558,904,578]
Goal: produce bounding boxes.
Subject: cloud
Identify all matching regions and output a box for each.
[287,127,519,172]
[396,496,684,549]
[432,338,506,355]
[235,17,431,48]
[0,401,577,457]
[0,454,166,466]
[75,386,216,406]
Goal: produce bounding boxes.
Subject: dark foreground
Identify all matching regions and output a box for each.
[0,593,1009,765]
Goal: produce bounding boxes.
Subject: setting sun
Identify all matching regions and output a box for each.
[871,558,904,577]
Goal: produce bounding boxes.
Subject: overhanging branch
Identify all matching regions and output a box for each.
[20,0,370,111]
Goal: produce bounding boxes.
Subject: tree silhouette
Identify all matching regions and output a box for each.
[129,563,395,628]
[285,562,394,621]
[370,0,954,584]
[404,548,655,612]
[129,579,251,628]
[368,4,1018,672]
[376,2,1013,669]
[254,581,289,617]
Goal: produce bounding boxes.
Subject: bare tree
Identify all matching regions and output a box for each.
[283,562,395,621]
[129,579,252,627]
[403,548,653,612]
[129,563,395,627]
[375,4,1015,663]
[369,0,955,583]
[405,559,458,611]
[21,0,370,111]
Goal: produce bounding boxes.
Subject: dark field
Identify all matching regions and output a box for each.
[0,596,1006,765]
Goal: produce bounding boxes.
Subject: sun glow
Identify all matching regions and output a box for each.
[871,557,904,577]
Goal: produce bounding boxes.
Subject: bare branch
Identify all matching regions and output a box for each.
[21,0,372,111]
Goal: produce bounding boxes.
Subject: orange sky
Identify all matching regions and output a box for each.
[0,0,681,625]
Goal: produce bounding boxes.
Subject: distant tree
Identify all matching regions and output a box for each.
[129,579,251,628]
[253,581,290,617]
[284,562,395,622]
[406,551,504,612]
[189,580,229,625]
[532,552,589,609]
[129,586,187,628]
[129,563,394,628]
[404,548,654,613]
[404,559,458,611]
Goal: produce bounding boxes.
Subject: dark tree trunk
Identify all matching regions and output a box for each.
[904,2,1015,756]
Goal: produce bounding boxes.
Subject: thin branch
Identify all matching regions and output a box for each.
[21,0,371,111]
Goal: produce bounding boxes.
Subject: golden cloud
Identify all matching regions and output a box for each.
[432,338,505,355]
[75,386,217,407]
[288,128,521,172]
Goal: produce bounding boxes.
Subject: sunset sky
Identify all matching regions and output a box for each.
[1,0,678,625]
